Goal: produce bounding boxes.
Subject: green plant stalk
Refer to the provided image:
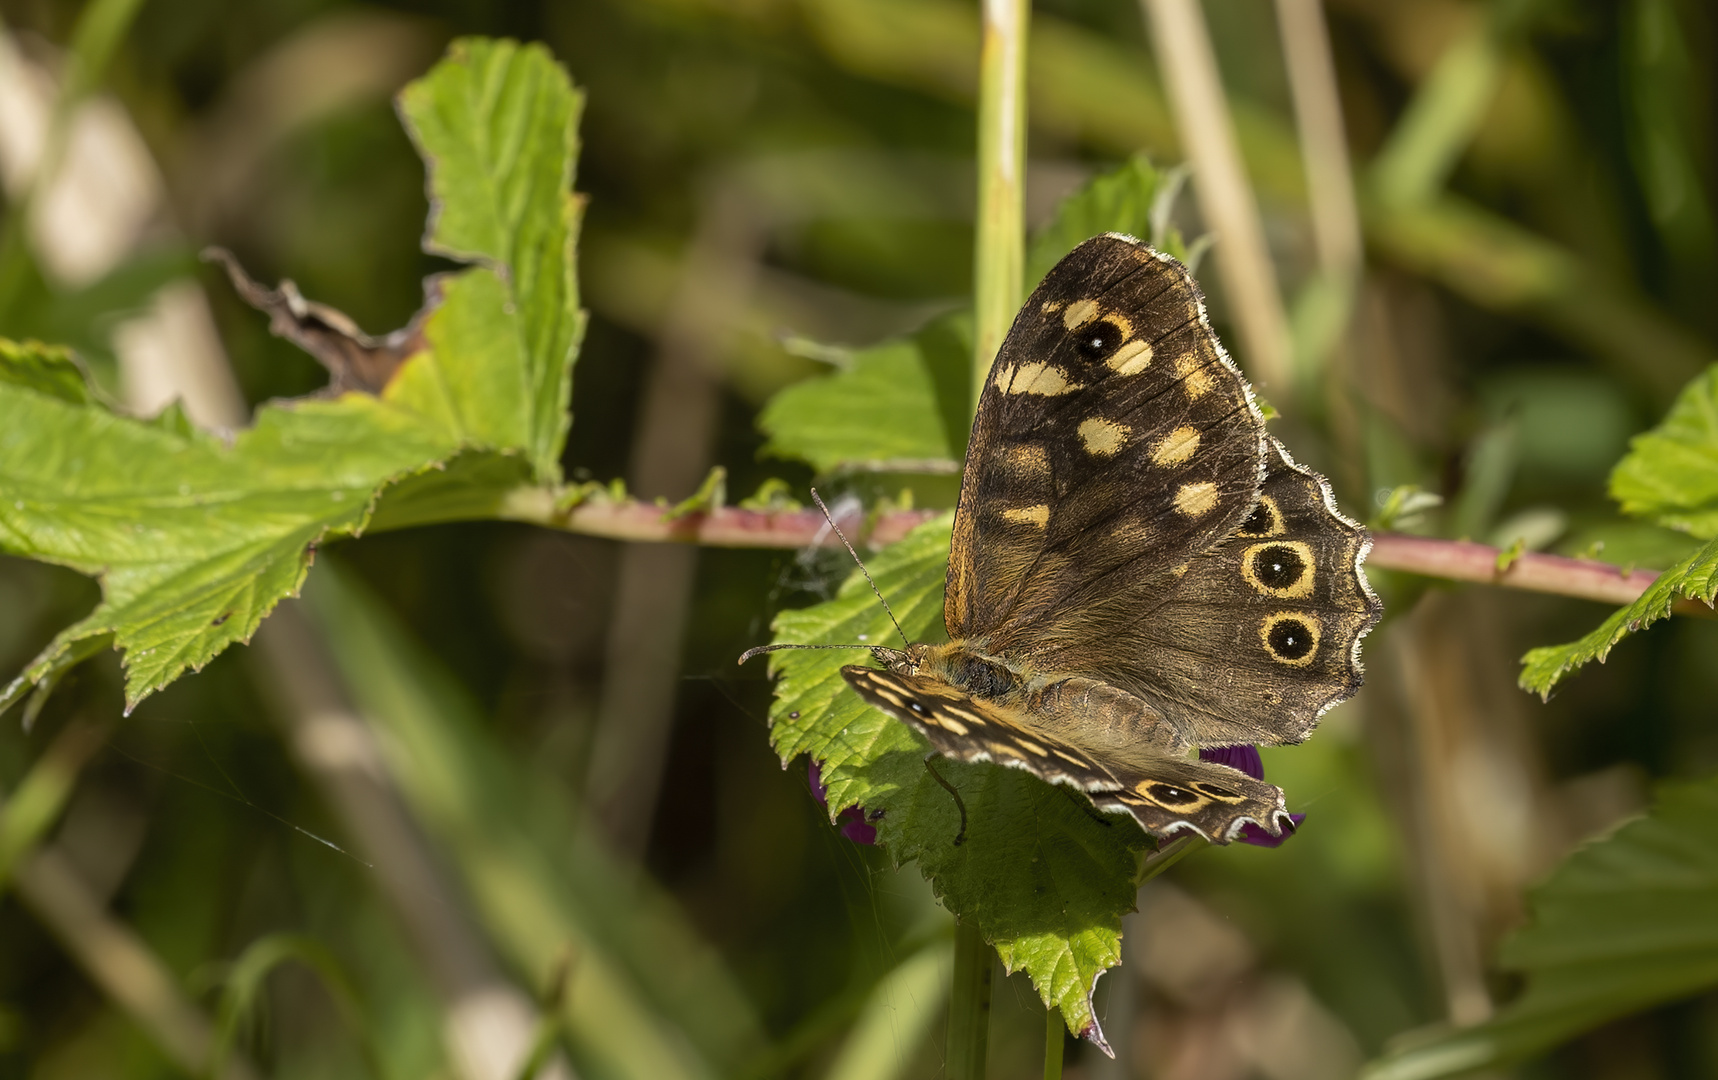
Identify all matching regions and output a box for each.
[1043,1006,1063,1080]
[946,1,1027,1065]
[972,0,1030,414]
[1367,26,1502,209]
[947,918,994,1080]
[0,719,105,895]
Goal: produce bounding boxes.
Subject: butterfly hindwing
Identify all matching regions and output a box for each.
[1016,438,1381,747]
[946,234,1267,646]
[1087,751,1292,843]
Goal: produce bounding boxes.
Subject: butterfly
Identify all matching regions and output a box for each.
[835,234,1382,844]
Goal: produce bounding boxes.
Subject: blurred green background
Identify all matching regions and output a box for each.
[2,0,1718,1077]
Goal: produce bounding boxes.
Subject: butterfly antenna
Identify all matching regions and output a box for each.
[811,488,911,649]
[737,642,874,665]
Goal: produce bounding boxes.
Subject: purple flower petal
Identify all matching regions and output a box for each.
[1236,812,1306,848]
[808,758,876,844]
[1200,744,1265,781]
[837,806,878,845]
[807,758,829,806]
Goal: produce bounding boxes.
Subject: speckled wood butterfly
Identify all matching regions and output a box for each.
[794,234,1380,844]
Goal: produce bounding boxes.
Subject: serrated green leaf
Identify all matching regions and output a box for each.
[1518,536,1718,697]
[763,516,1151,1046]
[1363,776,1718,1080]
[758,313,972,473]
[1025,154,1163,290]
[1610,364,1718,538]
[0,38,585,712]
[0,339,92,404]
[400,37,586,482]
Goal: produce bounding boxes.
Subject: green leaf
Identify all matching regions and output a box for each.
[400,37,586,482]
[0,38,586,712]
[758,313,972,473]
[1610,364,1718,538]
[1519,364,1718,695]
[762,516,1151,1046]
[758,157,1173,476]
[1518,536,1718,697]
[0,339,92,404]
[1363,776,1718,1080]
[1025,154,1163,290]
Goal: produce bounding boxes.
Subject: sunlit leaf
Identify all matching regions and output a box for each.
[758,314,971,474]
[1610,364,1718,538]
[1519,364,1718,695]
[763,516,1151,1047]
[1025,154,1162,289]
[0,38,585,712]
[1517,536,1718,697]
[1362,776,1718,1080]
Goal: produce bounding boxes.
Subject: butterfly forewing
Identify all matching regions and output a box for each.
[842,666,1122,793]
[946,234,1267,653]
[843,665,1293,842]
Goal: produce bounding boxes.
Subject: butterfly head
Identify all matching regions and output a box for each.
[867,643,927,674]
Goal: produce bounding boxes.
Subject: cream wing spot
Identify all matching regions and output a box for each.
[992,363,1017,392]
[1006,443,1051,476]
[1007,362,1081,396]
[1062,298,1100,329]
[932,713,971,736]
[1041,300,1066,314]
[1077,417,1131,457]
[1002,504,1050,527]
[1174,481,1219,517]
[1107,338,1152,375]
[1151,425,1201,466]
[1176,354,1213,399]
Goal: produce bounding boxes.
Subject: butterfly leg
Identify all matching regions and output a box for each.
[922,755,969,846]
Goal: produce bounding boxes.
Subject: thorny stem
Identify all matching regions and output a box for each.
[483,491,1713,618]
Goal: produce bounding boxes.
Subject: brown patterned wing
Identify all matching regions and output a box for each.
[841,665,1120,792]
[944,234,1268,646]
[841,665,1293,843]
[1027,438,1381,748]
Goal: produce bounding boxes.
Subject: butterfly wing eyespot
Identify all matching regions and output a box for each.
[1074,320,1124,360]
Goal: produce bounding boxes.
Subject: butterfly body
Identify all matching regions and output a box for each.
[836,234,1381,844]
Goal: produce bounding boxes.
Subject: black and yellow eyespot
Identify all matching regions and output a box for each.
[1146,782,1202,806]
[1238,495,1286,537]
[1259,612,1320,666]
[1073,319,1124,360]
[1241,540,1315,598]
